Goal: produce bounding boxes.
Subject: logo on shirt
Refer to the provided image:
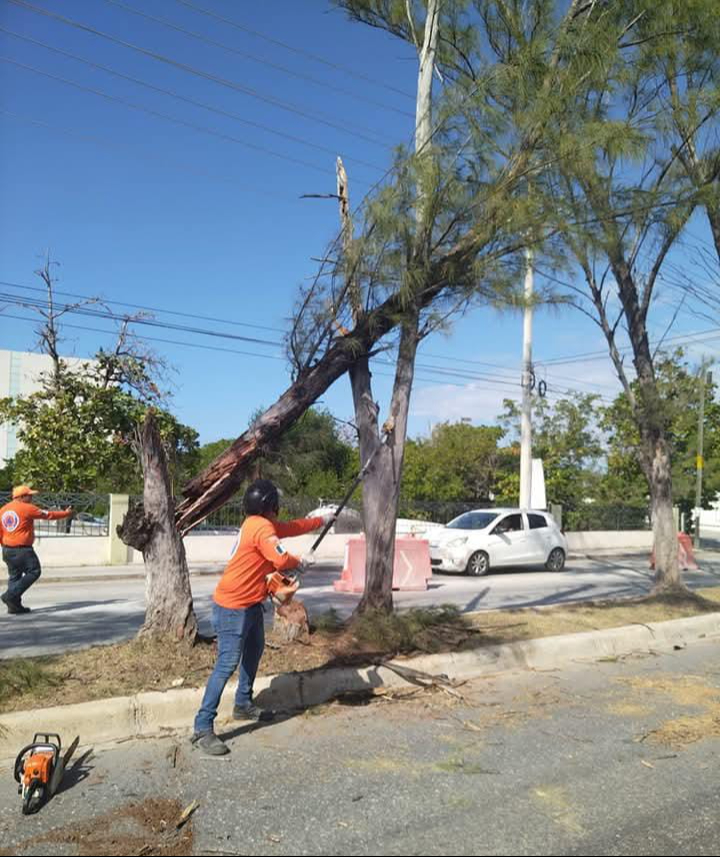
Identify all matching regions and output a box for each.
[1,510,20,532]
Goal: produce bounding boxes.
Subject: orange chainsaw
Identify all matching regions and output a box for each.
[14,732,80,815]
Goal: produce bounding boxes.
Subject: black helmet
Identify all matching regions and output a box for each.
[243,479,280,517]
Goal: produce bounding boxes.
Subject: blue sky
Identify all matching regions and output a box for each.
[0,0,717,445]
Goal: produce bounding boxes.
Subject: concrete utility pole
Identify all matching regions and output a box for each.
[519,247,534,508]
[694,364,712,549]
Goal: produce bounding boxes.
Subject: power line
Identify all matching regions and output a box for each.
[102,0,416,120]
[7,0,396,148]
[0,279,283,334]
[0,291,284,347]
[0,301,616,403]
[0,312,287,361]
[539,327,720,367]
[0,109,311,203]
[172,0,416,101]
[2,56,370,180]
[0,28,386,174]
[419,348,619,393]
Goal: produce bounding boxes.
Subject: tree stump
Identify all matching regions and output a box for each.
[274,599,310,645]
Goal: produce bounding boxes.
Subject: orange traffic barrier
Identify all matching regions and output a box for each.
[649,532,699,571]
[333,535,432,593]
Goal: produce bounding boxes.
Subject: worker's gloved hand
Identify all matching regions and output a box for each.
[320,512,336,527]
[299,551,316,571]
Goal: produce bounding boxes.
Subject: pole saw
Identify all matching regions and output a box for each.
[265,441,383,605]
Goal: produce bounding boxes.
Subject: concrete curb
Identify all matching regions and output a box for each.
[1,612,718,761]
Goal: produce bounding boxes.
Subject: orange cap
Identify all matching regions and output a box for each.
[12,485,38,499]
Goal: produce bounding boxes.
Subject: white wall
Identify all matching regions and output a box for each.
[564,530,653,551]
[29,528,655,568]
[0,349,96,466]
[34,536,110,567]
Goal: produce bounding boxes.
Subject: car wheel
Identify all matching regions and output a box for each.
[546,547,566,571]
[466,551,490,576]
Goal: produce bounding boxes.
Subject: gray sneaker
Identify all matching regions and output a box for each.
[190,731,229,755]
[233,703,274,722]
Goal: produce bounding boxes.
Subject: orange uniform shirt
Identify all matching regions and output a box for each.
[0,501,72,547]
[214,515,323,610]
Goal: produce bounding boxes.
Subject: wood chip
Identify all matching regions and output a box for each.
[641,760,655,769]
[176,799,199,829]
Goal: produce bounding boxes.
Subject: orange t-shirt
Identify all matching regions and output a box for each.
[0,500,72,547]
[213,515,323,610]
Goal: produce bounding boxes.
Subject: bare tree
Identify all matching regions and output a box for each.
[119,411,197,640]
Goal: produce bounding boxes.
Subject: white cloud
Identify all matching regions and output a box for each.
[410,356,625,433]
[411,381,516,427]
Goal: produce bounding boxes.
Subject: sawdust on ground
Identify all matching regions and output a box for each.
[1,798,193,857]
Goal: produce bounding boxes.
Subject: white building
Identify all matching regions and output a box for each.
[0,349,92,466]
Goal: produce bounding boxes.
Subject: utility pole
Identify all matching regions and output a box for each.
[519,247,534,508]
[694,363,712,548]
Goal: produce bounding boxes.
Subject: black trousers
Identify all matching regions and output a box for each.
[2,546,41,602]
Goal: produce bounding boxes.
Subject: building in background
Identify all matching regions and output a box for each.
[0,349,92,466]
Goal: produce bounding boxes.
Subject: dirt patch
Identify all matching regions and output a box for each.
[647,713,720,748]
[617,673,720,748]
[1,590,718,714]
[6,798,192,857]
[606,702,653,717]
[619,675,720,708]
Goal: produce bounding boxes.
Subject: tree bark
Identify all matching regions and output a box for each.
[119,412,198,640]
[616,270,682,592]
[644,432,683,592]
[354,312,420,614]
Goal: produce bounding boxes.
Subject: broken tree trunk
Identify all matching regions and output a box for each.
[118,411,198,641]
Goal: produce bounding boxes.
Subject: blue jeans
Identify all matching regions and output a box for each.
[194,602,265,734]
[2,546,41,603]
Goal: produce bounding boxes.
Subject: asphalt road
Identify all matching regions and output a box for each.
[2,553,720,659]
[1,639,719,855]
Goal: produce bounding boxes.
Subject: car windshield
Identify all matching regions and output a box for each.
[446,512,499,531]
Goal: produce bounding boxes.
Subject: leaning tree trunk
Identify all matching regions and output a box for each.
[118,412,198,640]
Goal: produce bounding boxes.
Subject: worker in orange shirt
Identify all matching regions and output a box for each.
[192,479,331,756]
[0,486,74,614]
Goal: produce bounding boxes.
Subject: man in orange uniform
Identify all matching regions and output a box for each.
[192,479,331,756]
[0,486,74,614]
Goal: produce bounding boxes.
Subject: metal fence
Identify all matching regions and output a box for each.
[563,505,650,532]
[0,492,110,537]
[398,500,482,524]
[136,496,364,534]
[18,492,649,536]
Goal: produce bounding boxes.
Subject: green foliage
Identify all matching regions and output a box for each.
[599,353,720,517]
[0,365,198,493]
[253,408,355,498]
[351,604,464,652]
[402,422,509,504]
[497,393,605,510]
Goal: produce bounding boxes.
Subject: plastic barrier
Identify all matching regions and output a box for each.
[333,535,432,593]
[649,532,699,571]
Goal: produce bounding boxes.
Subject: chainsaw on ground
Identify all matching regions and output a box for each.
[14,732,80,814]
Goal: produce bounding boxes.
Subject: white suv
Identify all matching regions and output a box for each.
[428,508,567,576]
